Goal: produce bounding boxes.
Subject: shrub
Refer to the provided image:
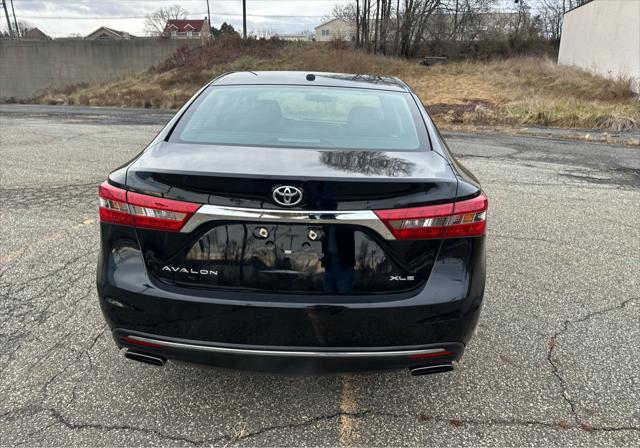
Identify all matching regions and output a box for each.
[31,41,639,132]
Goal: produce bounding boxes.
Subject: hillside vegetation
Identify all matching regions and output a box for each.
[36,40,639,132]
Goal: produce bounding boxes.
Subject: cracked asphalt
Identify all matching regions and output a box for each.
[1,105,639,446]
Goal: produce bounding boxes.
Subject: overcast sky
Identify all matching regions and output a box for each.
[3,0,352,37]
[3,0,525,38]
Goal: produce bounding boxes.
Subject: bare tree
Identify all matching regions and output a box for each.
[330,2,357,21]
[351,0,439,55]
[398,0,443,57]
[12,20,34,38]
[356,0,360,44]
[566,0,592,9]
[438,0,495,41]
[353,0,384,51]
[358,0,372,49]
[395,0,401,52]
[538,0,565,41]
[342,0,514,57]
[144,4,188,36]
[373,0,380,52]
[511,0,532,38]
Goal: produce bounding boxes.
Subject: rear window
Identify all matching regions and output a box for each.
[170,85,430,151]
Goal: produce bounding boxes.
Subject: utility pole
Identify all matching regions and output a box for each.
[242,0,247,38]
[9,0,18,39]
[206,0,213,40]
[2,0,14,39]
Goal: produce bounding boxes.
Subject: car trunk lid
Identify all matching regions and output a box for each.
[123,143,464,296]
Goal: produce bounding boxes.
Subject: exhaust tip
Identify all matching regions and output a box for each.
[124,350,166,367]
[410,364,453,376]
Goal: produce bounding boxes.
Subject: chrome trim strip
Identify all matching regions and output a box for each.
[181,204,396,239]
[127,335,446,358]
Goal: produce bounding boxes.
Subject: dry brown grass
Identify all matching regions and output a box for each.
[36,40,640,131]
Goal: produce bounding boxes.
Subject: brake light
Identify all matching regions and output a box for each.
[98,182,200,232]
[375,193,488,240]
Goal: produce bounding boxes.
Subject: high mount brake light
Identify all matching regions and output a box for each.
[375,193,488,240]
[98,182,200,232]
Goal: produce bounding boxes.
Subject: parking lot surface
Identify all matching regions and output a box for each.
[1,105,638,446]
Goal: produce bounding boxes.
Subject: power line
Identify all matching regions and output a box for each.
[9,0,18,38]
[18,0,341,2]
[18,13,327,20]
[15,0,344,2]
[2,0,15,38]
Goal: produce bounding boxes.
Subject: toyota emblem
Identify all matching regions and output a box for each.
[272,185,303,207]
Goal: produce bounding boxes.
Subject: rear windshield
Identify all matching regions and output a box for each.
[170,85,430,151]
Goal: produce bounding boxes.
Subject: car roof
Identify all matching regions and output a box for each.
[212,71,411,92]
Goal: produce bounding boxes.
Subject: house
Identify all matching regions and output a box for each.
[314,18,356,42]
[558,0,639,91]
[85,26,134,40]
[23,27,51,40]
[272,33,312,42]
[425,12,525,41]
[163,19,211,41]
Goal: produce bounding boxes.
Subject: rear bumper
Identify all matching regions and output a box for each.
[115,330,464,373]
[97,225,485,372]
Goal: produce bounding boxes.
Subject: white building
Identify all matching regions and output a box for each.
[558,0,640,91]
[273,33,312,42]
[314,18,356,42]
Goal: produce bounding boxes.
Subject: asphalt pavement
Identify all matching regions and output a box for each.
[1,105,639,446]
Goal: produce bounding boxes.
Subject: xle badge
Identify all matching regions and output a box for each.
[390,275,415,281]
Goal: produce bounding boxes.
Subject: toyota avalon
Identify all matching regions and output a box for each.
[97,71,487,376]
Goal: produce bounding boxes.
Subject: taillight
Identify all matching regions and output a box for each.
[98,182,200,232]
[375,193,488,240]
[127,191,200,232]
[445,193,488,238]
[98,182,133,227]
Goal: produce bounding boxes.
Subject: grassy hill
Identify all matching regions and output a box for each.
[36,39,639,132]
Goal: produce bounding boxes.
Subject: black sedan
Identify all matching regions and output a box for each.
[97,71,487,376]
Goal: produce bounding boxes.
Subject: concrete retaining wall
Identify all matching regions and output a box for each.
[558,0,640,90]
[0,39,200,100]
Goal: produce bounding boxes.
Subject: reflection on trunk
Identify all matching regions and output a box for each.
[320,151,415,177]
[146,223,435,294]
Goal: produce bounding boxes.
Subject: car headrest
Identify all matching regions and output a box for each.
[254,100,283,119]
[347,106,379,127]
